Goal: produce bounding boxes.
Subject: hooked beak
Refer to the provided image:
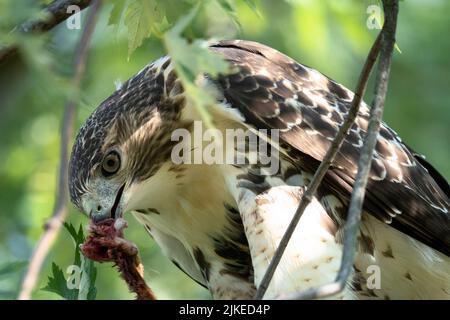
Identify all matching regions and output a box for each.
[110,183,126,220]
[90,183,126,223]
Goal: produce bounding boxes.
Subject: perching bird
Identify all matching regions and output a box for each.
[69,40,450,299]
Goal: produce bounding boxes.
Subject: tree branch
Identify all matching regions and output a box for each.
[17,0,102,300]
[255,0,399,300]
[0,0,93,63]
[281,0,399,300]
[254,28,381,302]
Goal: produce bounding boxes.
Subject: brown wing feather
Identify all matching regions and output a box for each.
[210,40,450,256]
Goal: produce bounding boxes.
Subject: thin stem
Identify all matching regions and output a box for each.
[281,0,399,300]
[0,0,93,63]
[17,0,101,300]
[254,31,383,300]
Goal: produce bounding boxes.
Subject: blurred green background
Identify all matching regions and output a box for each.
[0,0,448,299]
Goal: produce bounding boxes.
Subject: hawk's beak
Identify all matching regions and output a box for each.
[110,183,126,220]
[90,183,126,223]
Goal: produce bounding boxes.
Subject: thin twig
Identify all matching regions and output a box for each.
[254,30,383,301]
[254,1,400,300]
[282,0,399,300]
[17,0,102,300]
[0,0,93,63]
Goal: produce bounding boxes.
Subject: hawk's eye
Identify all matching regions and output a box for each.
[102,151,121,176]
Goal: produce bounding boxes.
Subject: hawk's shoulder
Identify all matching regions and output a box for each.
[208,39,450,256]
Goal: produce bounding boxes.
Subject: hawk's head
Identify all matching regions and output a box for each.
[69,58,184,221]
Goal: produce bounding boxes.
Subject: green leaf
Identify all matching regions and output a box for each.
[78,257,97,300]
[44,223,97,300]
[215,0,240,27]
[160,0,194,24]
[63,222,84,243]
[42,262,78,300]
[124,0,164,58]
[167,3,199,35]
[63,222,84,267]
[241,0,259,12]
[0,261,27,279]
[108,0,128,26]
[165,6,229,79]
[86,260,98,300]
[164,5,230,129]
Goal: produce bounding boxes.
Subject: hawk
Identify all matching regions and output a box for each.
[69,40,450,299]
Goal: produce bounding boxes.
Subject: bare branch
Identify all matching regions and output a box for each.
[254,31,383,302]
[281,0,399,300]
[0,0,93,63]
[19,0,93,33]
[17,0,102,300]
[255,0,399,300]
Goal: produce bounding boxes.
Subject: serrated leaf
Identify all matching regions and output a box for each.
[125,0,152,57]
[150,16,171,38]
[63,222,84,243]
[160,0,193,24]
[216,0,235,14]
[164,5,230,129]
[216,0,240,27]
[86,262,97,300]
[167,35,229,88]
[78,257,97,300]
[44,224,97,300]
[168,3,199,35]
[63,222,84,267]
[42,262,78,300]
[124,0,164,57]
[165,7,229,79]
